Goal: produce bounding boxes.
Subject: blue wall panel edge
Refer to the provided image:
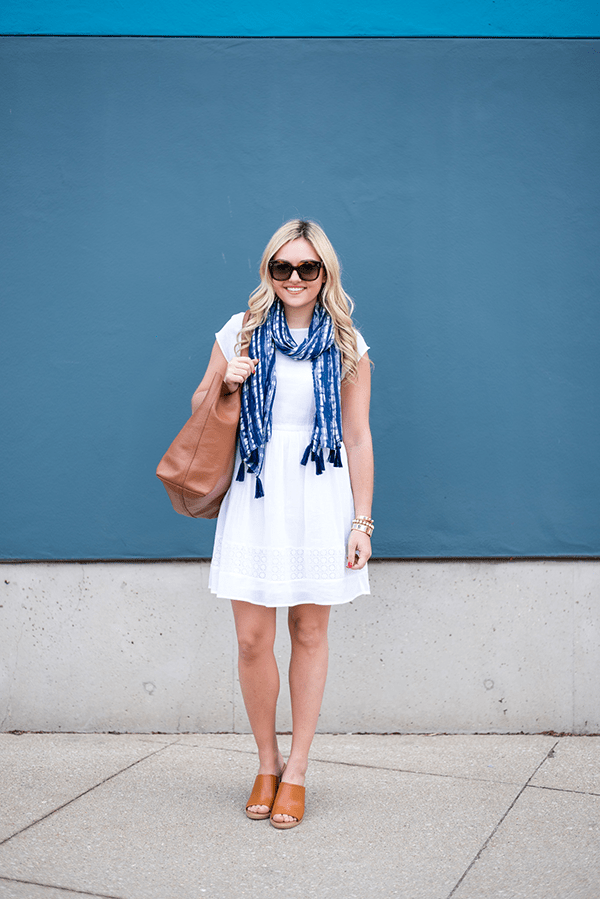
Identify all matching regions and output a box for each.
[1,0,599,37]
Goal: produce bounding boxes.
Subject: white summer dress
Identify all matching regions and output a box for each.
[208,311,371,608]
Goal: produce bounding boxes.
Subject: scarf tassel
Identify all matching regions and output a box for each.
[300,445,311,467]
[313,448,325,475]
[328,447,343,468]
[236,461,264,498]
[301,444,343,474]
[300,444,325,474]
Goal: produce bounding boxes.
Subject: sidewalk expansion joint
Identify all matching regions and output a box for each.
[0,739,181,848]
[445,738,561,899]
[527,782,600,798]
[0,875,123,899]
[208,743,530,786]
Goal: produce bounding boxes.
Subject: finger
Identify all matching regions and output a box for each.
[353,553,366,570]
[239,359,259,376]
[349,547,362,569]
[347,534,371,569]
[229,361,254,379]
[347,538,358,568]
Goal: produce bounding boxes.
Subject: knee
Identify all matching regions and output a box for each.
[237,631,273,665]
[289,618,327,653]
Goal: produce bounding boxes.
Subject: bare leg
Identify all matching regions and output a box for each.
[231,600,285,815]
[272,603,331,825]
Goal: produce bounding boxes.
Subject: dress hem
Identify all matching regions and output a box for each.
[209,586,371,609]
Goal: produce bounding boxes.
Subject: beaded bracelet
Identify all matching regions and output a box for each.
[351,516,374,538]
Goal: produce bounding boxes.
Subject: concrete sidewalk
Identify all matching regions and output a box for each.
[0,733,598,899]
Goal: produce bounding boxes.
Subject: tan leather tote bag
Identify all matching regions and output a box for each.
[156,312,250,519]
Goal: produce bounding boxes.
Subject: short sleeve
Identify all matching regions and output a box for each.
[215,311,246,361]
[355,330,369,359]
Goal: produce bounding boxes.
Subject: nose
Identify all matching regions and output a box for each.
[289,269,301,282]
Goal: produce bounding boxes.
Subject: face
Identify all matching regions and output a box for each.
[269,237,326,325]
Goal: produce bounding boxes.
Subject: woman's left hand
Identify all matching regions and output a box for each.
[347,529,372,570]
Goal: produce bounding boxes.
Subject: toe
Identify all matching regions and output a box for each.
[272,813,297,824]
[248,804,270,815]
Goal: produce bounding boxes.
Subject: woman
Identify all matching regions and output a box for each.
[193,220,373,829]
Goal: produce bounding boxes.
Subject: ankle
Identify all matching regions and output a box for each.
[280,758,307,784]
[257,749,285,777]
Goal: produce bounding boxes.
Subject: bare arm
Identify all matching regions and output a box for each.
[191,341,228,413]
[341,353,374,570]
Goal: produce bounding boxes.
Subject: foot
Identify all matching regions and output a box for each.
[271,763,306,826]
[246,754,286,818]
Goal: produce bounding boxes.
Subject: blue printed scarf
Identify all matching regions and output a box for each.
[236,300,343,498]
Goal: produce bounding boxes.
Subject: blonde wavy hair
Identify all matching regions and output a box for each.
[236,220,360,381]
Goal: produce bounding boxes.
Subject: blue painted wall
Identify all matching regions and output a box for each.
[1,0,599,36]
[1,36,599,559]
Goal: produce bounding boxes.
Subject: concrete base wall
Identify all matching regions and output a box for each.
[1,561,598,734]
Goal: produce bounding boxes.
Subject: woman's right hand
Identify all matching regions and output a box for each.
[224,356,259,393]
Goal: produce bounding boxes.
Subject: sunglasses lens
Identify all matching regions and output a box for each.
[270,261,293,280]
[269,261,322,281]
[297,262,321,281]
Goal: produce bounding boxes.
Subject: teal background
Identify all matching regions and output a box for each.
[1,0,599,37]
[1,35,599,559]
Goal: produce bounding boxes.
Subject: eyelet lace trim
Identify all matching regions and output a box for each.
[212,536,345,581]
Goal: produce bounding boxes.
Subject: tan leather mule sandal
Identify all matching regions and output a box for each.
[245,774,281,820]
[270,782,305,829]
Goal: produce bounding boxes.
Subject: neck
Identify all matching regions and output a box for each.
[282,301,317,329]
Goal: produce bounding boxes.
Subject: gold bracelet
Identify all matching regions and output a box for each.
[352,522,372,535]
[351,517,374,537]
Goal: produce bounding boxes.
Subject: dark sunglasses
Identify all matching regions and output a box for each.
[268,260,324,282]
